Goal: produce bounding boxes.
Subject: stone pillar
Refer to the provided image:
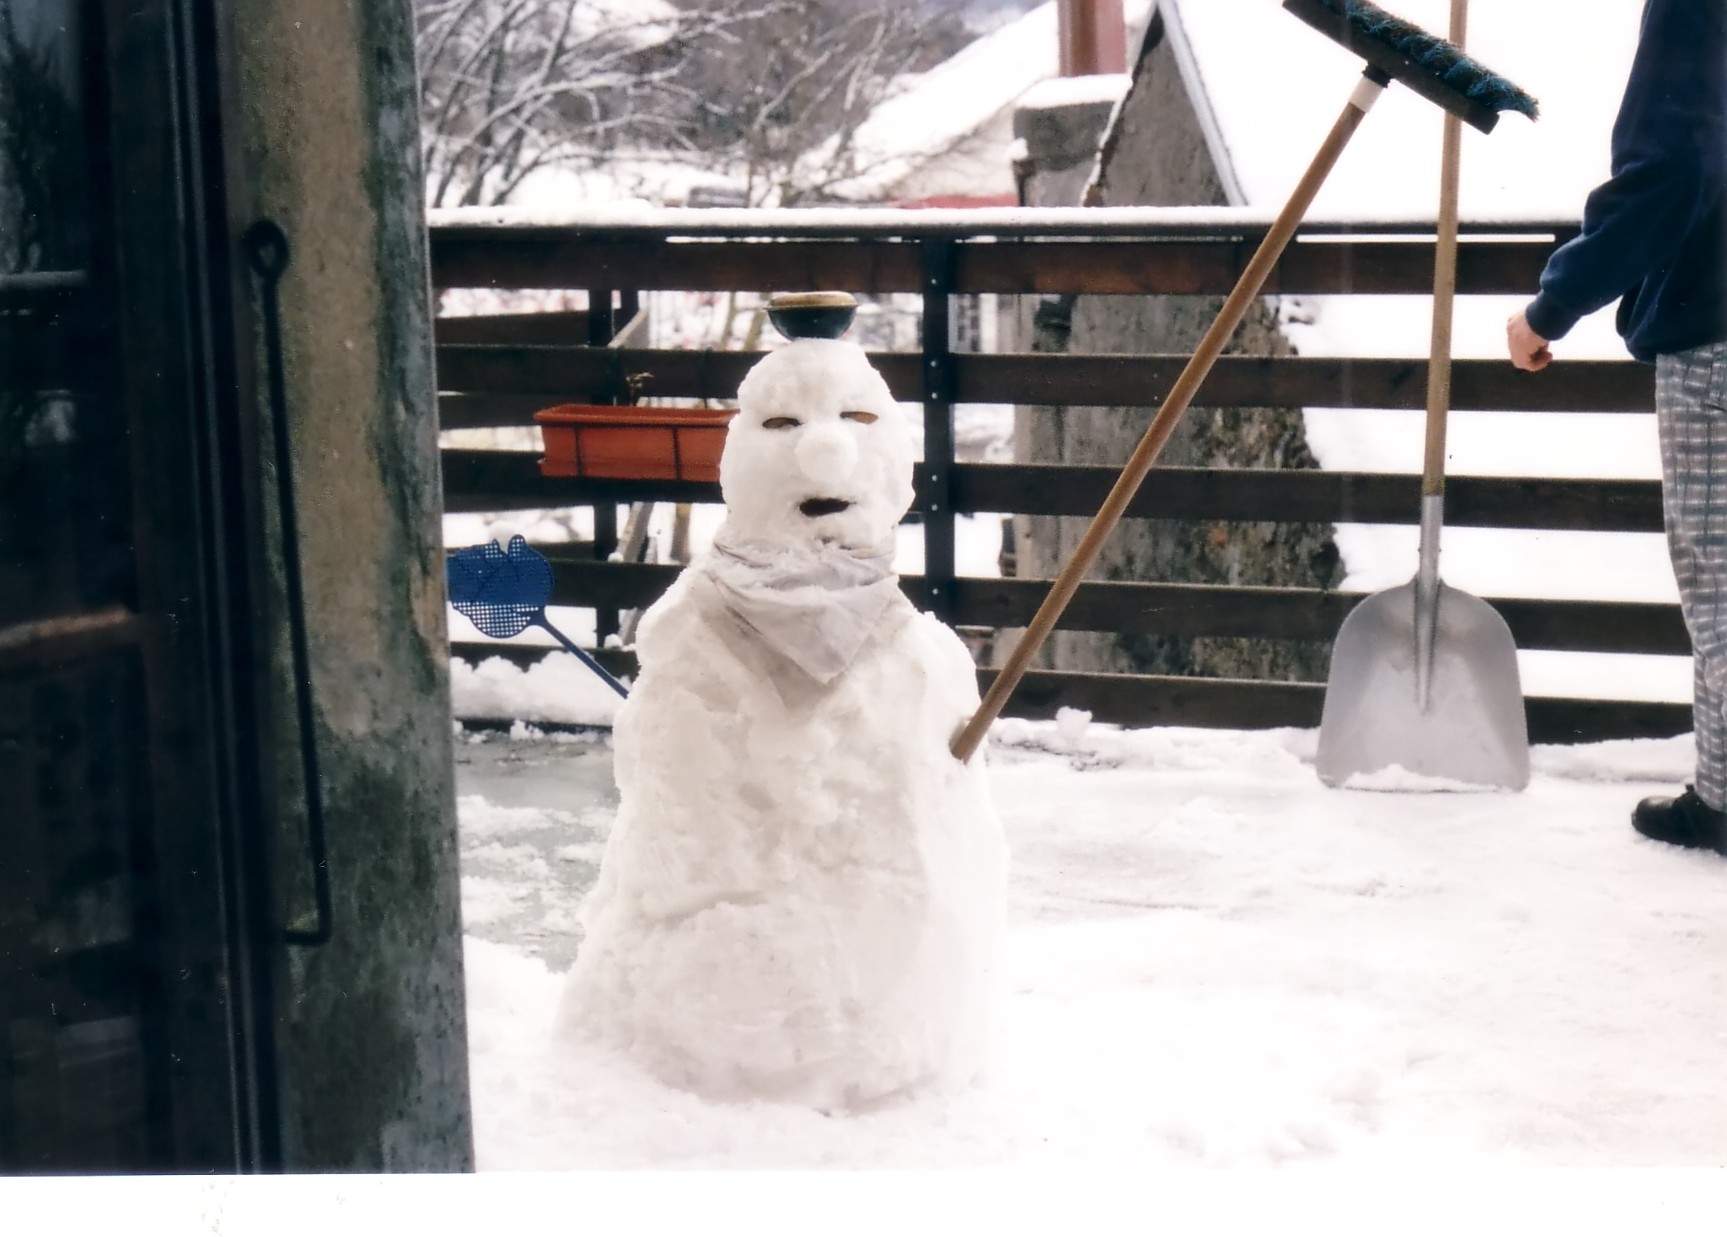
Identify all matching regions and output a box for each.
[1006,73,1126,658]
[217,0,474,1171]
[1007,71,1128,495]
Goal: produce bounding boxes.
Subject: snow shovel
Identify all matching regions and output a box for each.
[447,535,630,698]
[1314,0,1529,791]
[950,0,1537,763]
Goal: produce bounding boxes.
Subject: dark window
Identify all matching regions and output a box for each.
[1,0,159,1171]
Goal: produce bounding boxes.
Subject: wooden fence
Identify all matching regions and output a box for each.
[429,210,1683,744]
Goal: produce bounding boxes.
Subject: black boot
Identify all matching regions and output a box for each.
[1632,786,1727,855]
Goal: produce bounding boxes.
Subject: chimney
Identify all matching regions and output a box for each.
[1057,0,1128,77]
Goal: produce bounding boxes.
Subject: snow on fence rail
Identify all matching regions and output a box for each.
[429,213,1679,744]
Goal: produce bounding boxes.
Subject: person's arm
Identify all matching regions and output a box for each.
[1522,0,1724,344]
[1526,164,1720,344]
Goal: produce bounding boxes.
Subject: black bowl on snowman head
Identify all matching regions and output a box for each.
[766,291,857,341]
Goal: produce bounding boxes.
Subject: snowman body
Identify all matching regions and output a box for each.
[557,340,1006,1110]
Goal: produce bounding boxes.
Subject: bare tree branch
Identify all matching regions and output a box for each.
[412,0,970,209]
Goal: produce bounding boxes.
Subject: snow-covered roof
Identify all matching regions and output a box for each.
[818,0,1156,202]
[492,159,745,215]
[1017,72,1135,111]
[572,0,679,48]
[1156,0,1642,219]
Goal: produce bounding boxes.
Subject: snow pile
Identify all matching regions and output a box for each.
[1338,764,1503,794]
[555,340,1007,1111]
[451,652,624,728]
[444,508,592,552]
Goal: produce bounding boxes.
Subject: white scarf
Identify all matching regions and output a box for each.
[700,534,901,684]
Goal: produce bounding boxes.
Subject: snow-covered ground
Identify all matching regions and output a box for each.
[24,1151,1725,1233]
[458,717,1727,1169]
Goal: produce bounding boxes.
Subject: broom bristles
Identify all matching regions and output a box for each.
[1315,0,1538,118]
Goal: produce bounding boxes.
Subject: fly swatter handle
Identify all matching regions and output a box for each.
[535,617,630,699]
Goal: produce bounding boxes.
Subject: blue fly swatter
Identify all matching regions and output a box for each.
[446,535,629,698]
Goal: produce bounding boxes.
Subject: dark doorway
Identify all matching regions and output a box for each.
[1,0,281,1172]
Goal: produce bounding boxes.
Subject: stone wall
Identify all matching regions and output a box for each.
[1009,16,1341,681]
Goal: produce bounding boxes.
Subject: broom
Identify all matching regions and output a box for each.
[949,0,1536,762]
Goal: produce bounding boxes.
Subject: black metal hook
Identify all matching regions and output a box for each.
[242,220,290,281]
[244,217,333,949]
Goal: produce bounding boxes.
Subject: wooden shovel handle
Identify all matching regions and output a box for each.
[951,77,1383,762]
[1422,0,1467,498]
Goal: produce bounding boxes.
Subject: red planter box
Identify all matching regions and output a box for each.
[534,404,736,483]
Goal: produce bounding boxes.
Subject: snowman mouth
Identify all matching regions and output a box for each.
[799,497,853,518]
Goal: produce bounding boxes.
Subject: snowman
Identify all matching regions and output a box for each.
[556,295,1007,1111]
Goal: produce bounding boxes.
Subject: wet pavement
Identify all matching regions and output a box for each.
[453,729,617,972]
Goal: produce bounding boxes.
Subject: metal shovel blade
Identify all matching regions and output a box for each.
[1316,580,1530,790]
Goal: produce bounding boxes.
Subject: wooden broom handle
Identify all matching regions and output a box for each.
[1422,0,1466,498]
[951,77,1383,762]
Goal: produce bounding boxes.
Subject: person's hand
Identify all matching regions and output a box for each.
[1507,310,1552,372]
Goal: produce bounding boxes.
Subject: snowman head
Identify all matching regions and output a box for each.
[719,339,913,552]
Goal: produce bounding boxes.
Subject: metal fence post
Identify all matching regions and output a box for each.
[587,287,620,643]
[920,241,957,621]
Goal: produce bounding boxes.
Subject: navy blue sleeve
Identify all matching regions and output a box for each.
[1524,0,1727,341]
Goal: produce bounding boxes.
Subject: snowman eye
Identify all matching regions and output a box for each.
[762,416,801,430]
[841,410,879,424]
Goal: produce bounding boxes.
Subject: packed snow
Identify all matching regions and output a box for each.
[22,1163,1726,1231]
[452,652,625,729]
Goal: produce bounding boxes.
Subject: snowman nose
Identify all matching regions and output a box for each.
[793,421,857,490]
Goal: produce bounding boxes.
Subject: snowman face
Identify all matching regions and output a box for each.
[720,339,914,552]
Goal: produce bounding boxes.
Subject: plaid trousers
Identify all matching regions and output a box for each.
[1657,339,1727,808]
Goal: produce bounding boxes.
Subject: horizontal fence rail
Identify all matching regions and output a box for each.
[435,347,1653,420]
[433,236,1570,297]
[430,215,1581,297]
[450,643,1690,747]
[467,554,1691,658]
[441,451,1665,533]
[968,671,1689,745]
[432,212,1685,744]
